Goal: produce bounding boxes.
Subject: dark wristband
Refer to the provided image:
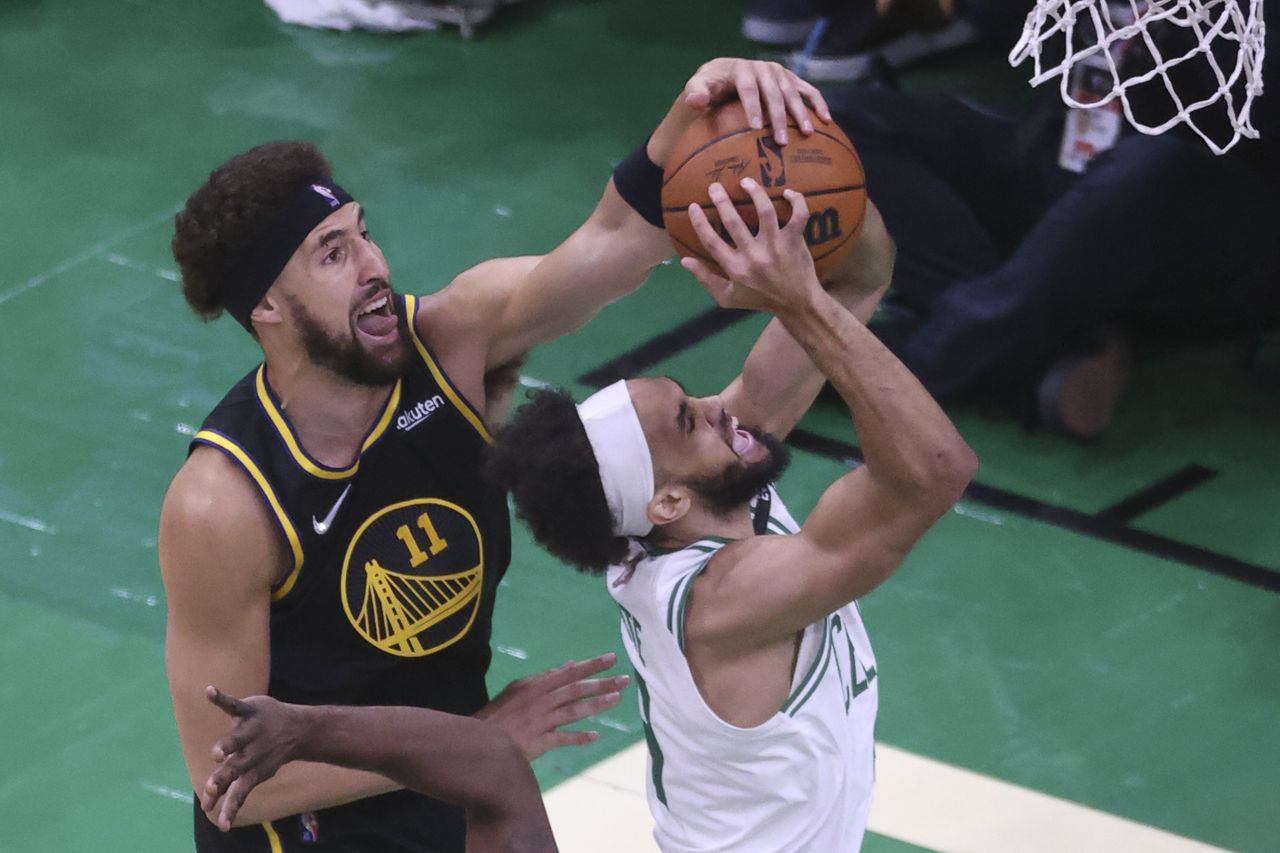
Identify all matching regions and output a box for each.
[612,141,665,229]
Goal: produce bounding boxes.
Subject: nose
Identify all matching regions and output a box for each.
[357,235,390,283]
[698,395,726,429]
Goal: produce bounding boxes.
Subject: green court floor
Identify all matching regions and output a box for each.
[1,1,1277,850]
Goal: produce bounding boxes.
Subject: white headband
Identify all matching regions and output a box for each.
[577,380,655,538]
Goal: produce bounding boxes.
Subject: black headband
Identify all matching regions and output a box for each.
[223,180,355,331]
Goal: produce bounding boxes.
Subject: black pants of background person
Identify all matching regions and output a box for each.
[828,84,1280,420]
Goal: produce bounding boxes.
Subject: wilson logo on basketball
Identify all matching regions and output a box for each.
[805,208,842,246]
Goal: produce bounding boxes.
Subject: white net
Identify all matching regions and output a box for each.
[1009,0,1267,154]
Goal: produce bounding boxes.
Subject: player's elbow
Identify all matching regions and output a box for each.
[920,438,978,512]
[940,439,978,497]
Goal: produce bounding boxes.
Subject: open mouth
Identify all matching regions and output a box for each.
[726,414,757,458]
[354,292,398,341]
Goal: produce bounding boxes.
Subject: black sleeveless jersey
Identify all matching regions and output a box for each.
[189,294,511,853]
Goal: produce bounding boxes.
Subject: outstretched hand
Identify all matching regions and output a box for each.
[681,58,831,145]
[200,686,303,831]
[477,652,629,760]
[682,179,822,314]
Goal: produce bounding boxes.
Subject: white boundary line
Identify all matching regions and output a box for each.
[0,208,177,307]
[544,742,1226,853]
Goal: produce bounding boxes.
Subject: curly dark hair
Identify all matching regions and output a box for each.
[486,389,629,574]
[172,141,333,322]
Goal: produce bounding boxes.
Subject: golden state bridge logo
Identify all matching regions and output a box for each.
[341,498,484,657]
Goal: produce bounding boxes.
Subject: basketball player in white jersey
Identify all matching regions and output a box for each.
[487,180,977,851]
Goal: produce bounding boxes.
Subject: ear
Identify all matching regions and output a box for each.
[647,484,691,528]
[250,291,283,328]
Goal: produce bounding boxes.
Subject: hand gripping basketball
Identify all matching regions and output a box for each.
[680,58,831,146]
[682,179,822,315]
[662,100,866,280]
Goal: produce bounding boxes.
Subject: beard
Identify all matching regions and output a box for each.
[284,287,412,387]
[684,429,792,514]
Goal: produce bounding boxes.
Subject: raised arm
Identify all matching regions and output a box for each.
[718,200,895,440]
[681,181,977,646]
[418,59,832,421]
[159,449,402,827]
[202,690,557,853]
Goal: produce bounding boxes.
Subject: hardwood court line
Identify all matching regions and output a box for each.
[543,742,1227,853]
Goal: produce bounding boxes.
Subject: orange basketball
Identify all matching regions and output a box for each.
[661,101,866,280]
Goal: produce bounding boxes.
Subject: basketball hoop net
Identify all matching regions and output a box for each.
[1010,0,1266,154]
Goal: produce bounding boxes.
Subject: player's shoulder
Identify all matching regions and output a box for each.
[160,446,288,587]
[162,445,275,537]
[413,279,480,354]
[630,538,729,594]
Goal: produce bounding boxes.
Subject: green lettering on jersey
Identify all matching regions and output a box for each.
[831,614,877,713]
[619,605,644,665]
[634,670,667,807]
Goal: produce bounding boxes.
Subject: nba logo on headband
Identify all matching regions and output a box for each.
[310,184,341,207]
[224,179,355,330]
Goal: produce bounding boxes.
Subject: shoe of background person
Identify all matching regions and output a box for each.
[1036,327,1133,440]
[790,2,979,82]
[742,0,834,46]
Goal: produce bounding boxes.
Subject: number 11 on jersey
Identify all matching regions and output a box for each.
[395,511,449,567]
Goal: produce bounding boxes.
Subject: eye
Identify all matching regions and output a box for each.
[686,413,695,434]
[323,247,343,265]
[360,229,371,241]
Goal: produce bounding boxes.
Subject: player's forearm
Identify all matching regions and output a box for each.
[541,181,670,304]
[226,759,401,827]
[777,290,976,503]
[728,203,892,436]
[648,93,702,168]
[493,87,702,360]
[295,705,534,817]
[732,281,889,433]
[493,182,668,362]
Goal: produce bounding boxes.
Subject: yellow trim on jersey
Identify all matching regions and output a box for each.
[262,820,283,853]
[360,381,401,453]
[193,430,304,601]
[404,294,493,443]
[254,364,403,479]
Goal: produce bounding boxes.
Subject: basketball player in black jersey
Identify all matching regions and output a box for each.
[159,58,833,852]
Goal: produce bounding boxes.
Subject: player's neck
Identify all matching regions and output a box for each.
[649,502,755,551]
[261,353,395,468]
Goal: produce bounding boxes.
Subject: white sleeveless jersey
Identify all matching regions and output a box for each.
[607,487,879,853]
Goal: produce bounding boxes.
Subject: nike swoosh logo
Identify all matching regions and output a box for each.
[312,484,352,535]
